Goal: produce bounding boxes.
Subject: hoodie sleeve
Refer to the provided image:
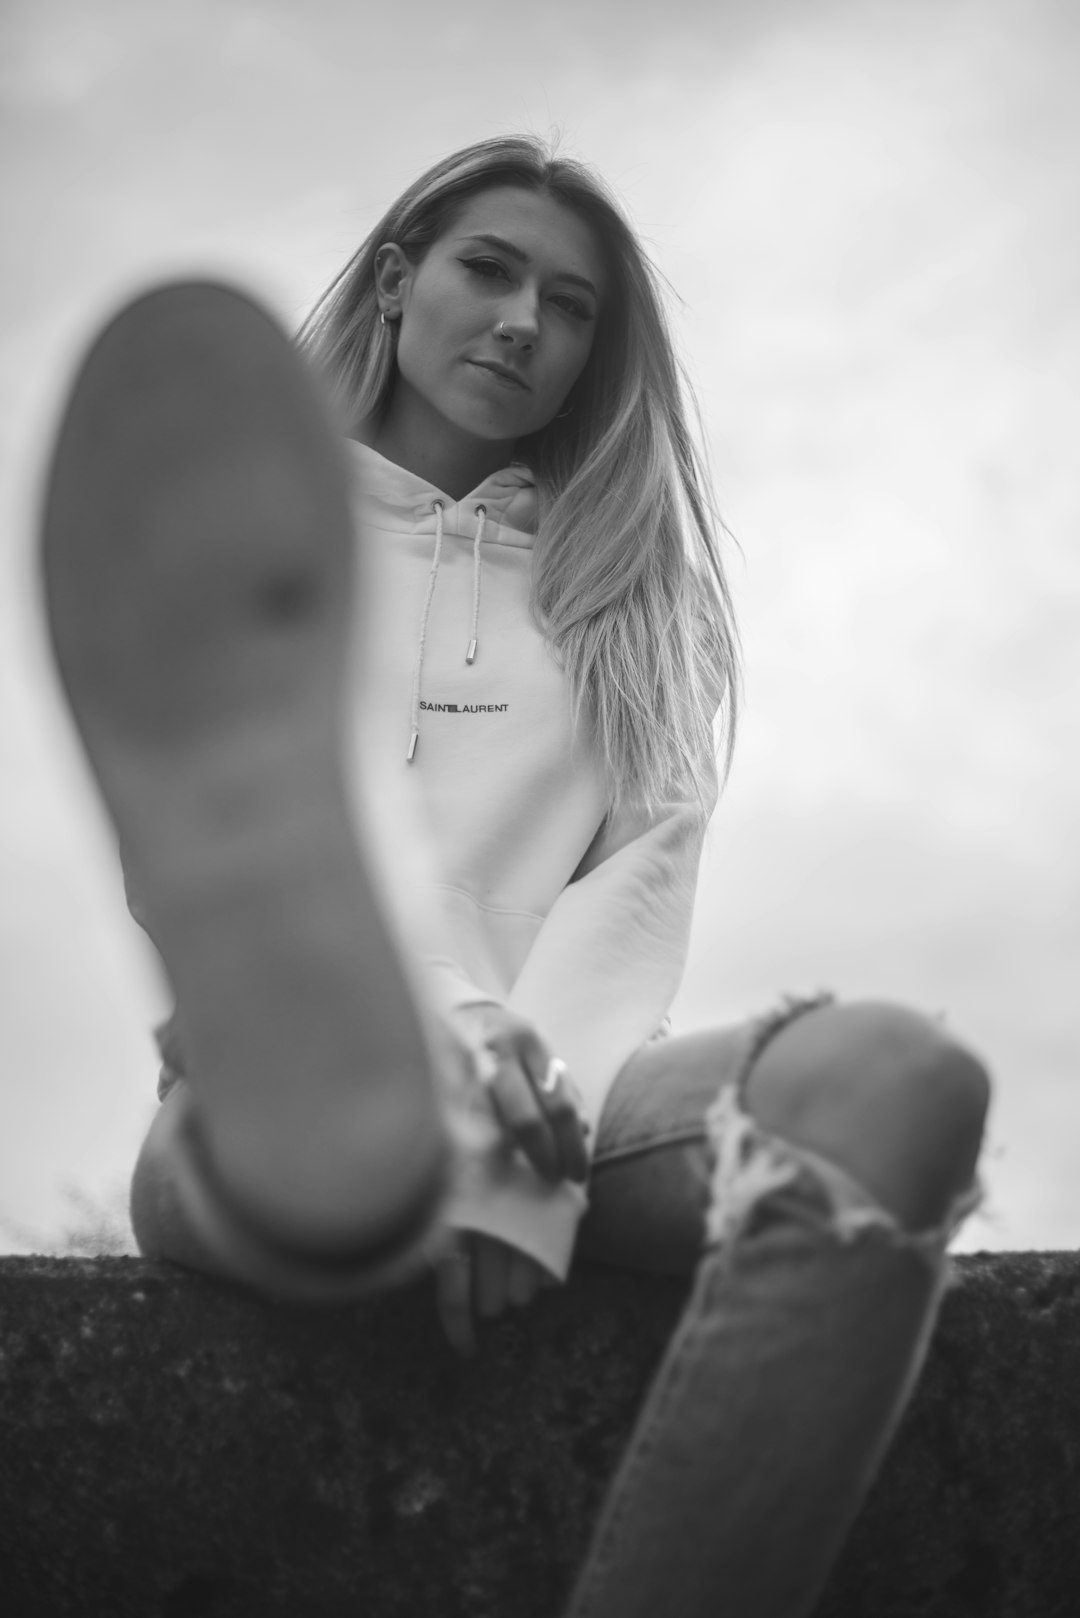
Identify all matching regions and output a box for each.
[404,957,588,1278]
[507,772,718,1143]
[424,732,720,1283]
[507,669,726,1160]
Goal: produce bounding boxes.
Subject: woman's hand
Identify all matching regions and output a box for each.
[434,1230,557,1357]
[432,1002,591,1355]
[457,1001,591,1185]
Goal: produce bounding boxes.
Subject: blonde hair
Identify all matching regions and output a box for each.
[297,134,742,831]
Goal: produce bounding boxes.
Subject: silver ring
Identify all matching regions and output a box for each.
[539,1057,567,1095]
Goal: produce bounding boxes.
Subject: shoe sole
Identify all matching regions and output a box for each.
[40,281,452,1269]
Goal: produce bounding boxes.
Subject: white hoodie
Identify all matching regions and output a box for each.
[342,440,720,1281]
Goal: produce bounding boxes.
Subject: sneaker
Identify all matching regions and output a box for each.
[40,281,461,1295]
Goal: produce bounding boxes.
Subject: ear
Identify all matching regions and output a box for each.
[373,243,412,321]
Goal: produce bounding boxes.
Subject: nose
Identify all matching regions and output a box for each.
[495,290,539,350]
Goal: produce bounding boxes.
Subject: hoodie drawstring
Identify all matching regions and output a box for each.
[467,504,486,666]
[408,500,486,763]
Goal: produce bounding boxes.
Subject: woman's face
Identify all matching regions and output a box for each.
[377,186,608,446]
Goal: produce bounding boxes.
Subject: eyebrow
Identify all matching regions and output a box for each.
[456,233,600,299]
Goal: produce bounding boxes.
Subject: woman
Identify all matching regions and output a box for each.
[41,135,991,1618]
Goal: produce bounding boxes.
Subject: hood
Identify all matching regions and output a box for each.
[343,440,540,763]
[346,439,539,541]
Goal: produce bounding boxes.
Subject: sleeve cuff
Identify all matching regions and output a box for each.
[445,1144,588,1282]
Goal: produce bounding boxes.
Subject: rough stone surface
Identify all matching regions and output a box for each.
[0,1251,1078,1617]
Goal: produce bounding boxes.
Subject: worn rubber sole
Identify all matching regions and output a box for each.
[40,281,452,1273]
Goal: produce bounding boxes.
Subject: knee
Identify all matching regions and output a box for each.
[898,1023,991,1214]
[746,1000,992,1231]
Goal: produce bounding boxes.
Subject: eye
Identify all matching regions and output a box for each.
[552,294,593,321]
[460,256,508,280]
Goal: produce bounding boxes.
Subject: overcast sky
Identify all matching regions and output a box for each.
[1,0,1077,1255]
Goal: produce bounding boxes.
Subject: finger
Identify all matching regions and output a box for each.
[435,1245,477,1357]
[506,1252,544,1306]
[484,1060,563,1183]
[474,1235,511,1319]
[521,1044,591,1184]
[547,1088,591,1185]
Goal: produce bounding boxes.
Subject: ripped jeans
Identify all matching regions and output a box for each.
[563,990,983,1618]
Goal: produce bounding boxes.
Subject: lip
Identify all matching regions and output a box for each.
[469,359,530,391]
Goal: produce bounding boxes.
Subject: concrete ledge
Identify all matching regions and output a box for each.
[1,1251,1078,1617]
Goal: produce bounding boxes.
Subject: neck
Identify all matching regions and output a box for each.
[358,384,515,502]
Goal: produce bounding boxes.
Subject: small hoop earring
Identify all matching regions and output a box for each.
[380,311,397,329]
[555,401,574,419]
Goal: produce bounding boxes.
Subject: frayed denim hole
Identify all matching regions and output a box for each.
[701,1086,804,1250]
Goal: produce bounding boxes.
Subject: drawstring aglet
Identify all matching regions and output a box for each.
[407,730,419,763]
[466,639,477,665]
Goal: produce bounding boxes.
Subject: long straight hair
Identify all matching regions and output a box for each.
[297,135,743,832]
